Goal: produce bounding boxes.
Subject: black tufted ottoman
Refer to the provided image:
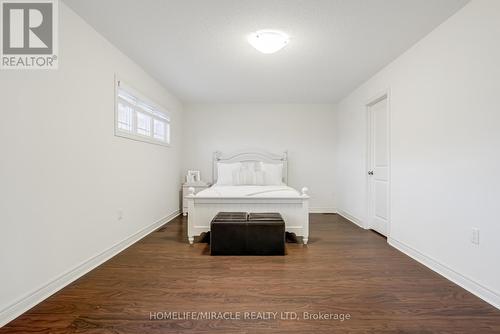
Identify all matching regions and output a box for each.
[210,212,285,256]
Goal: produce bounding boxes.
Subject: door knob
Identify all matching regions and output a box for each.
[368,171,374,175]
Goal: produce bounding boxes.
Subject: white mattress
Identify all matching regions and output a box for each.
[195,185,301,198]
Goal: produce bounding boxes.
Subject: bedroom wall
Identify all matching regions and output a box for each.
[0,3,183,325]
[182,104,336,212]
[335,0,500,307]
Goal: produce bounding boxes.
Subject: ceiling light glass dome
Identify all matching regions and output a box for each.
[247,30,289,54]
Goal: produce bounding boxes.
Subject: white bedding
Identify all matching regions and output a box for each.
[195,185,301,198]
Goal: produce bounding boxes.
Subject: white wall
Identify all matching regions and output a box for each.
[0,3,183,323]
[183,104,336,211]
[335,0,500,307]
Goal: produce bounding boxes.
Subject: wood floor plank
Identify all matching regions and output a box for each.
[1,214,499,333]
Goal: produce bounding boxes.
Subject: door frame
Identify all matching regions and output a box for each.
[365,89,391,238]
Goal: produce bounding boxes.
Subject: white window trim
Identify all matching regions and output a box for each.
[114,76,171,147]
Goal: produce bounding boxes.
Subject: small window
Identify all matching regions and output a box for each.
[117,103,133,132]
[115,79,170,146]
[153,119,168,141]
[136,112,152,136]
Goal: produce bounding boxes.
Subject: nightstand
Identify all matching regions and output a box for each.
[182,181,210,216]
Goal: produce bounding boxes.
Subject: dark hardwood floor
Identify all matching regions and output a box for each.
[2,214,499,333]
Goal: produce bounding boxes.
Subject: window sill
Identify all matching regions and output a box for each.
[114,130,170,147]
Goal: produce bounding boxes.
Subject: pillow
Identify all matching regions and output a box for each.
[254,170,266,185]
[216,162,241,185]
[262,163,284,185]
[234,165,255,185]
[233,163,268,185]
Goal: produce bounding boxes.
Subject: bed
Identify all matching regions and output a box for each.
[186,150,310,244]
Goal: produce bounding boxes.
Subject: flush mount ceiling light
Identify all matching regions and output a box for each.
[247,30,289,54]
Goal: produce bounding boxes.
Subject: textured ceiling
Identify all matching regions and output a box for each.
[63,0,469,103]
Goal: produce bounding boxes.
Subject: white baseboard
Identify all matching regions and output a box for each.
[309,207,337,214]
[388,237,500,310]
[314,209,500,309]
[336,209,366,228]
[0,210,181,328]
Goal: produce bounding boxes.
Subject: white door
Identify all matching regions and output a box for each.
[368,97,390,236]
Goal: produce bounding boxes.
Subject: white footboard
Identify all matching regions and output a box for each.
[187,188,310,244]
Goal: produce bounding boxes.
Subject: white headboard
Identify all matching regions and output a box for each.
[213,149,288,184]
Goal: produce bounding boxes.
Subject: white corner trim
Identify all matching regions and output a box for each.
[337,209,366,229]
[388,237,500,310]
[0,210,181,328]
[309,207,337,214]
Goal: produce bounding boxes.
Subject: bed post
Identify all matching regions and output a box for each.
[282,150,288,184]
[213,151,222,184]
[301,187,310,245]
[187,187,195,244]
